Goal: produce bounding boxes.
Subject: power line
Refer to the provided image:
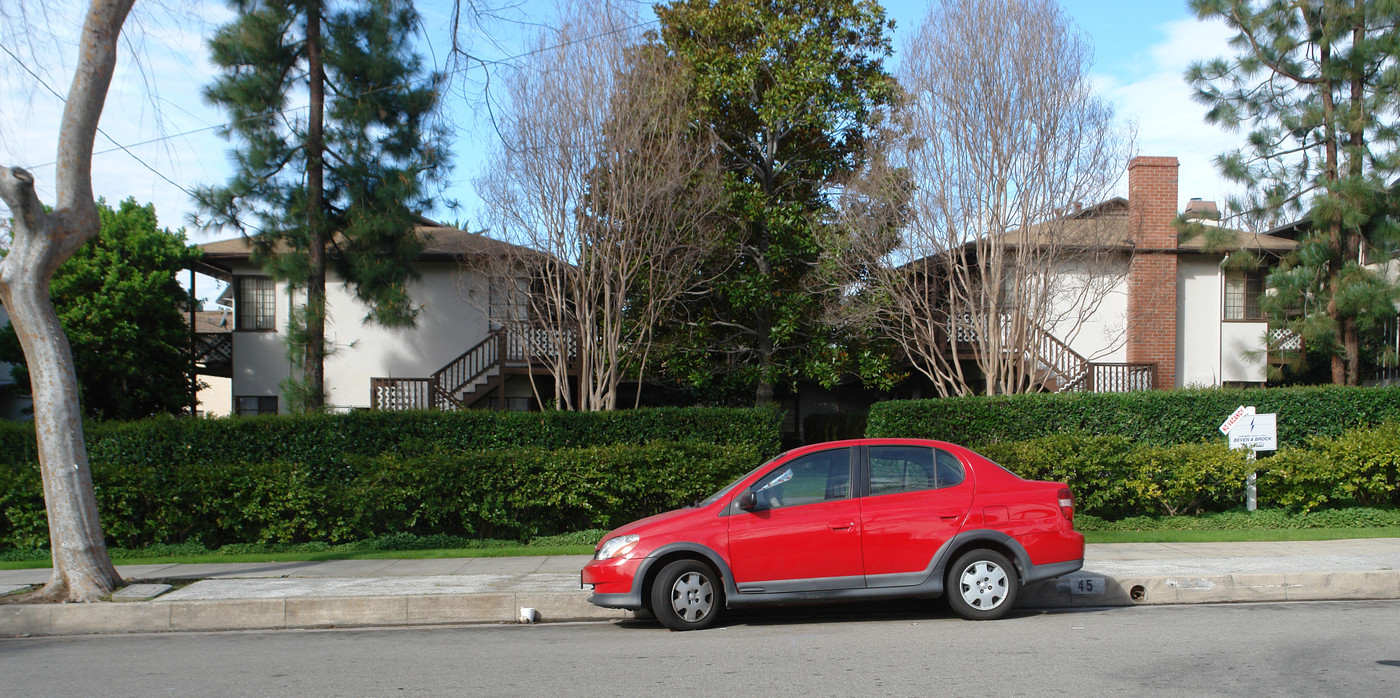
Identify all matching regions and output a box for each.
[0,41,198,199]
[1,15,659,173]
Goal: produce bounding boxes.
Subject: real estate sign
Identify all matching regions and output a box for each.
[1228,413,1277,451]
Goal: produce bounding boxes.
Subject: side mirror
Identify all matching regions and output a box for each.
[738,491,757,511]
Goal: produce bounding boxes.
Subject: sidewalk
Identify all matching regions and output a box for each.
[4,538,1400,636]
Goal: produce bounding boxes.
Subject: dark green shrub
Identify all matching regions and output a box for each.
[0,406,781,551]
[976,435,1138,518]
[1076,507,1400,531]
[803,413,868,443]
[978,435,1251,518]
[1,439,763,551]
[867,385,1400,448]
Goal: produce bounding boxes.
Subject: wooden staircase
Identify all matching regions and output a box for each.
[370,326,576,411]
[954,311,1155,393]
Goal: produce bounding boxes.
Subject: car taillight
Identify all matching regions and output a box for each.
[1058,487,1075,524]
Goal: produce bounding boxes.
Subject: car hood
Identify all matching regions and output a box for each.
[602,506,704,540]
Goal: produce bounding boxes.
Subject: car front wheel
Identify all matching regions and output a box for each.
[650,559,723,631]
[947,549,1019,620]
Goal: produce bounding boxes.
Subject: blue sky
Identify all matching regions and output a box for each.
[2,0,1241,274]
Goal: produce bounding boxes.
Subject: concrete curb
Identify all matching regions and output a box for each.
[1019,569,1400,609]
[6,569,1400,637]
[1,592,631,637]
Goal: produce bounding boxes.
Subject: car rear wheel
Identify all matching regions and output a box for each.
[650,559,723,631]
[947,549,1018,620]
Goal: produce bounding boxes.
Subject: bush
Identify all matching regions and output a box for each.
[977,435,1138,518]
[1257,422,1400,512]
[0,406,782,552]
[1077,507,1400,531]
[71,405,782,477]
[1,440,763,551]
[1121,442,1254,516]
[979,435,1250,518]
[803,413,868,443]
[866,385,1400,448]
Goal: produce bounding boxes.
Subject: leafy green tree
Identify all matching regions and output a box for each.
[1187,0,1400,385]
[1,198,200,420]
[196,0,451,411]
[654,0,899,406]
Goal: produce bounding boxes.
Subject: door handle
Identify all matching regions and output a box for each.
[938,510,963,521]
[828,521,856,531]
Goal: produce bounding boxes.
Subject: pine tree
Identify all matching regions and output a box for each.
[1188,0,1400,385]
[196,0,450,410]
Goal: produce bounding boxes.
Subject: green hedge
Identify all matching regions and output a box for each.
[1256,422,1400,511]
[0,407,782,552]
[64,406,782,474]
[979,423,1400,518]
[866,385,1400,448]
[2,441,763,551]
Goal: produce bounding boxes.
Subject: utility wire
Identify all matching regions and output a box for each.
[0,41,197,198]
[0,15,659,172]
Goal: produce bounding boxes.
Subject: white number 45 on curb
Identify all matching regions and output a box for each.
[1071,577,1105,595]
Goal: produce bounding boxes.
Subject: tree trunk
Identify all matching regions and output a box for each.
[0,0,134,602]
[755,321,775,407]
[304,0,327,410]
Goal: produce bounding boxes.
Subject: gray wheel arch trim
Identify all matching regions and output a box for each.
[588,542,737,611]
[931,529,1081,585]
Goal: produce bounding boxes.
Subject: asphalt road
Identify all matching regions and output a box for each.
[4,601,1398,696]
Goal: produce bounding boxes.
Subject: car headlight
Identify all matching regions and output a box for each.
[595,534,640,560]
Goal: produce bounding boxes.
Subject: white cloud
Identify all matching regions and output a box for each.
[1093,16,1247,211]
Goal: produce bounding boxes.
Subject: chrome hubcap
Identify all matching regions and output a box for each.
[670,571,714,622]
[959,560,1008,610]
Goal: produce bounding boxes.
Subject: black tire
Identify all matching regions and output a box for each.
[650,559,723,631]
[946,549,1019,621]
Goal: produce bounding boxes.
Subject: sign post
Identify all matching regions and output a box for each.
[1223,408,1276,511]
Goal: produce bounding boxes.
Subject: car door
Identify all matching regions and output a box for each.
[727,446,864,592]
[858,444,974,587]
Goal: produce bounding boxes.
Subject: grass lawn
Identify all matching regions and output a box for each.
[1083,527,1400,544]
[0,544,599,570]
[5,527,1400,570]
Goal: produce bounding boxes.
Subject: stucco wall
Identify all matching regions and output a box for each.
[196,375,232,417]
[1177,255,1223,387]
[217,260,492,412]
[1176,254,1267,386]
[1044,256,1130,363]
[1221,321,1268,382]
[323,261,491,410]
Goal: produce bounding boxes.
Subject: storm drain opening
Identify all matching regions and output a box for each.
[1130,585,1146,602]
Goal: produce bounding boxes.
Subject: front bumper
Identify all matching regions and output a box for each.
[581,555,647,610]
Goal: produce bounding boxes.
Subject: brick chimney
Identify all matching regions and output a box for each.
[1126,156,1179,389]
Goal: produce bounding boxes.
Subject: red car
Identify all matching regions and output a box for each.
[582,438,1083,630]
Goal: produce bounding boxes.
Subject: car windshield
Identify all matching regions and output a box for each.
[693,454,783,508]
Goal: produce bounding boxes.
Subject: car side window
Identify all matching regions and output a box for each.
[936,449,966,488]
[869,446,965,494]
[749,448,851,510]
[869,446,936,495]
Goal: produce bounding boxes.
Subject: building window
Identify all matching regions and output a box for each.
[236,276,276,331]
[236,396,278,416]
[1224,270,1264,321]
[489,277,529,325]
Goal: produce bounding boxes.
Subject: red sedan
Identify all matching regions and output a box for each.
[582,438,1083,630]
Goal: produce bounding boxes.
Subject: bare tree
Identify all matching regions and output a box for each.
[0,0,133,602]
[836,0,1132,397]
[477,1,722,411]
